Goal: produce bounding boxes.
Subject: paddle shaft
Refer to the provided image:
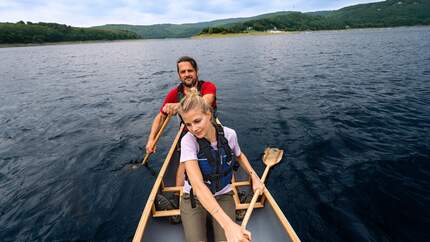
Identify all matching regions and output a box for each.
[241,165,271,228]
[142,115,172,165]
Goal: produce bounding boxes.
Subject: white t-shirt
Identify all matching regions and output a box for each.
[180,126,241,196]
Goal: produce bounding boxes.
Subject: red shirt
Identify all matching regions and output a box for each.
[160,81,217,114]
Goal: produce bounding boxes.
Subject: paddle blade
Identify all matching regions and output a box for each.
[262,147,284,167]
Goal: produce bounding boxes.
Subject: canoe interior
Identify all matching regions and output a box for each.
[141,141,292,242]
[142,202,292,242]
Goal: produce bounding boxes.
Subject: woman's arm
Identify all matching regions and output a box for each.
[236,153,265,192]
[184,159,251,242]
[175,163,185,186]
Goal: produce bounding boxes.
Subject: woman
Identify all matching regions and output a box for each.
[178,88,264,242]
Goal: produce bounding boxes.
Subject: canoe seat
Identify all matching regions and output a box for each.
[153,209,180,217]
[150,186,183,218]
[232,180,265,210]
[162,186,183,193]
[151,181,266,218]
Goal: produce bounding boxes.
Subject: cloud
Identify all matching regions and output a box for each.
[0,0,382,27]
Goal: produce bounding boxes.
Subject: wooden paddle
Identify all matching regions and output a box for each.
[142,115,172,166]
[241,147,284,228]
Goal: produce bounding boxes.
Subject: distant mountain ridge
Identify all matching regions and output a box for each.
[95,0,430,38]
[95,11,298,39]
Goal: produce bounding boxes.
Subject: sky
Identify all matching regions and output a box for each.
[0,0,382,27]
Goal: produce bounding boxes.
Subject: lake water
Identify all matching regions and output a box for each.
[1,26,430,242]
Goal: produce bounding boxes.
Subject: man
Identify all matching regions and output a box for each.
[145,56,217,185]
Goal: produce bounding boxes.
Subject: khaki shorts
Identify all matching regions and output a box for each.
[180,192,235,242]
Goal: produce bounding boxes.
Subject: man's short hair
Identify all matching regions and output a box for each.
[176,56,198,73]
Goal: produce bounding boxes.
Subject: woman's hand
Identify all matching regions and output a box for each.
[224,221,252,242]
[251,172,265,194]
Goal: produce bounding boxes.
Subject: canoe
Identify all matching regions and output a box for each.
[133,123,300,242]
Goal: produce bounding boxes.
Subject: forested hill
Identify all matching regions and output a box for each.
[201,0,430,33]
[97,0,430,38]
[94,12,297,39]
[0,22,139,44]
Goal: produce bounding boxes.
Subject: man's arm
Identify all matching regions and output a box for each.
[162,103,180,115]
[201,81,216,107]
[146,112,167,154]
[162,93,214,115]
[202,93,215,107]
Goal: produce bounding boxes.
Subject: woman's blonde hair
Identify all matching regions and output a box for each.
[178,87,213,117]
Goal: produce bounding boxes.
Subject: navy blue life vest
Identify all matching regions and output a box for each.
[186,124,238,207]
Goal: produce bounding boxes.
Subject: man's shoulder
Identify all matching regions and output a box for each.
[200,81,216,94]
[201,80,216,87]
[164,86,179,100]
[167,86,179,95]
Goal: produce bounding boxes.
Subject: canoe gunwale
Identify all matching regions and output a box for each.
[133,124,185,242]
[263,188,300,241]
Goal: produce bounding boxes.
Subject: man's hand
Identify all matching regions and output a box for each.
[162,103,180,115]
[146,139,156,154]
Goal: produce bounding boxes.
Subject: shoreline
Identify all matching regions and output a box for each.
[192,31,290,39]
[1,25,428,48]
[0,38,142,48]
[192,25,430,39]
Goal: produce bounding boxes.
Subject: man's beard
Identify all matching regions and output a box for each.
[182,77,197,88]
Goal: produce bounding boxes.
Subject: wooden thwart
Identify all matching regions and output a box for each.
[153,180,265,217]
[231,180,265,210]
[153,209,181,217]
